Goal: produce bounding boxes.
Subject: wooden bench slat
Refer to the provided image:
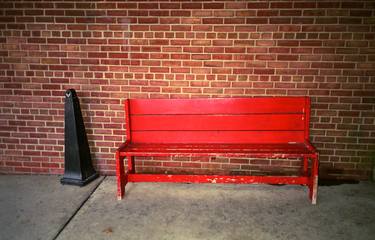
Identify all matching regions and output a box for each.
[126,143,310,150]
[121,143,314,156]
[131,114,305,131]
[131,130,305,144]
[130,97,307,115]
[128,174,310,185]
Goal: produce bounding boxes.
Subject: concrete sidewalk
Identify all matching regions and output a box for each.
[0,175,103,240]
[1,175,375,240]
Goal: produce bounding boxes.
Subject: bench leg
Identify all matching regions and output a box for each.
[116,151,125,200]
[308,154,319,204]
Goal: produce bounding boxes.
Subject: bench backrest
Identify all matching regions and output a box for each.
[125,97,310,144]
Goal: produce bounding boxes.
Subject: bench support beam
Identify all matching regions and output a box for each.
[127,174,309,185]
[116,155,319,204]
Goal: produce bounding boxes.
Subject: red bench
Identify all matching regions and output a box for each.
[116,97,319,204]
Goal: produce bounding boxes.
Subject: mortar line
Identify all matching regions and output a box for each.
[51,176,106,240]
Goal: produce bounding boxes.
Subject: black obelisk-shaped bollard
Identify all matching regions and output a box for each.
[61,89,98,186]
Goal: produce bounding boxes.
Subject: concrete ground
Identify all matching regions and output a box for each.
[0,176,374,240]
[0,175,103,240]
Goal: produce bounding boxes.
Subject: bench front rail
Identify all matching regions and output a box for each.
[116,97,319,204]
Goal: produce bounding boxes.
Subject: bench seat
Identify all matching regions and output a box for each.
[119,142,316,157]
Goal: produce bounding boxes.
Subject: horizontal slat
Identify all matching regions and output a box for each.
[122,152,310,158]
[131,130,305,144]
[120,143,314,157]
[125,143,311,152]
[127,174,309,185]
[131,114,304,131]
[119,142,314,157]
[129,97,307,115]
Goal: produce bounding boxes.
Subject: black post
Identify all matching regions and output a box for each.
[61,89,98,186]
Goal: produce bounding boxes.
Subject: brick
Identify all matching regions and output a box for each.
[256,40,275,46]
[317,2,340,8]
[294,2,316,8]
[246,18,268,24]
[128,10,148,17]
[138,18,158,24]
[192,54,211,60]
[257,10,278,17]
[171,25,191,32]
[339,17,362,24]
[225,47,246,53]
[350,10,372,17]
[303,9,325,16]
[214,26,234,32]
[271,2,292,8]
[248,2,269,9]
[138,3,158,9]
[292,17,313,24]
[171,11,191,17]
[192,40,211,46]
[149,39,169,46]
[235,26,256,32]
[182,3,202,9]
[280,10,301,16]
[342,2,364,8]
[203,3,224,9]
[316,18,338,24]
[142,46,161,52]
[225,18,246,25]
[203,18,223,24]
[254,69,275,75]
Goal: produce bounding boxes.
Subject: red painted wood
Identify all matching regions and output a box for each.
[129,97,306,115]
[131,130,305,144]
[115,151,125,200]
[127,174,309,185]
[122,152,312,158]
[304,97,310,142]
[116,97,318,203]
[124,99,131,142]
[125,143,312,152]
[120,143,314,157]
[309,154,319,204]
[131,114,304,131]
[129,97,309,144]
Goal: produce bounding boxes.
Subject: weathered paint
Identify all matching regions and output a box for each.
[309,154,319,205]
[115,150,125,200]
[124,99,131,143]
[127,174,309,185]
[116,97,319,204]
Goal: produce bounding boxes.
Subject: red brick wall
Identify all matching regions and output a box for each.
[1,1,374,180]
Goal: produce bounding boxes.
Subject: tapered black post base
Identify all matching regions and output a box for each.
[61,89,99,186]
[60,172,99,186]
